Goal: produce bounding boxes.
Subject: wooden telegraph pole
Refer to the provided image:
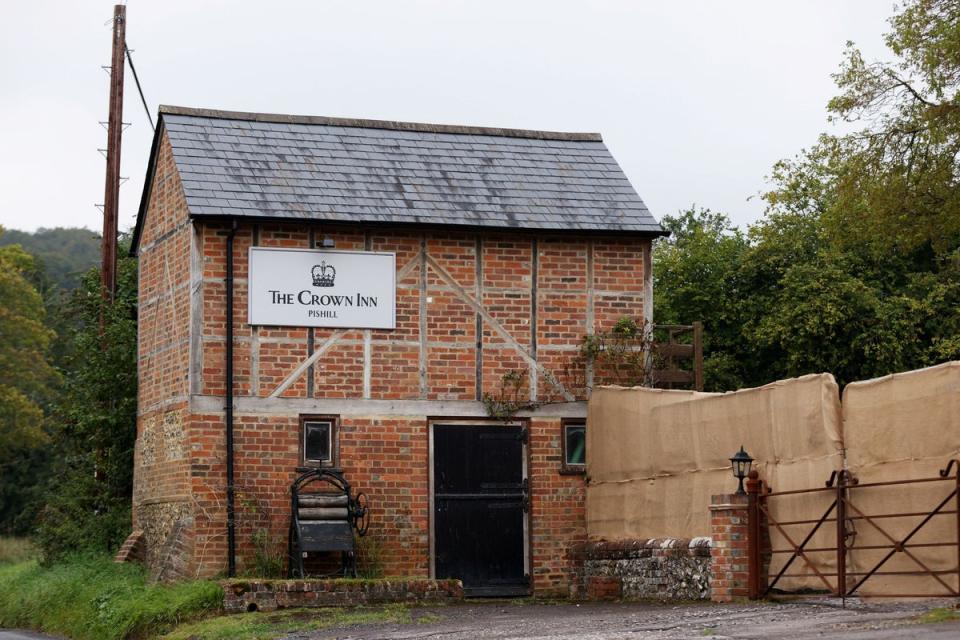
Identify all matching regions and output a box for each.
[101,4,126,300]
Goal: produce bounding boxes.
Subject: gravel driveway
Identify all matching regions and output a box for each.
[293,599,960,640]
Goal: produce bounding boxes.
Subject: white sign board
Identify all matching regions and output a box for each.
[248,248,396,329]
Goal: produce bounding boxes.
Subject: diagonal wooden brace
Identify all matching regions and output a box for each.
[423,253,574,402]
[266,255,421,398]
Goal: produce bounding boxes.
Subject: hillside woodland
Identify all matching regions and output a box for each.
[0,227,101,291]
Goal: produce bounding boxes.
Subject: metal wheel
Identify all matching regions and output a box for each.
[352,492,370,536]
[288,525,304,578]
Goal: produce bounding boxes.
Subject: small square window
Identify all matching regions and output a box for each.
[562,420,586,474]
[301,417,336,466]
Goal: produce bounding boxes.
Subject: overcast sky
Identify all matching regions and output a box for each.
[0,0,894,234]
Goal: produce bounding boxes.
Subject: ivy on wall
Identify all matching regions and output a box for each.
[482,317,666,422]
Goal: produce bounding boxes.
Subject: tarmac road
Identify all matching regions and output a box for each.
[5,599,960,640]
[293,600,960,640]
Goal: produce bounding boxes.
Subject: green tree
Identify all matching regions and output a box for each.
[35,246,138,559]
[0,228,58,534]
[655,0,960,389]
[759,0,960,381]
[0,230,56,451]
[823,0,960,257]
[653,208,751,390]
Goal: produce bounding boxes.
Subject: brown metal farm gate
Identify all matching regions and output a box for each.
[747,459,960,600]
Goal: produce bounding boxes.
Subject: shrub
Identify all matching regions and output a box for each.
[35,252,138,562]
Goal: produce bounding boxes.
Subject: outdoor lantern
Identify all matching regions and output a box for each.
[730,446,753,495]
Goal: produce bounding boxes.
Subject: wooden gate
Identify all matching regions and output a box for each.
[747,459,960,600]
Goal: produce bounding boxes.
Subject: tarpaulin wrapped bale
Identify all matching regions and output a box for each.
[843,361,960,598]
[586,374,844,591]
[586,386,715,538]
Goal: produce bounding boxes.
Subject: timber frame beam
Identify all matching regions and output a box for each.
[264,241,577,402]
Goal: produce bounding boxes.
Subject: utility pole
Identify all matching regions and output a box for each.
[101,4,126,300]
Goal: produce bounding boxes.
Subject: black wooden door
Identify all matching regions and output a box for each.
[433,423,529,596]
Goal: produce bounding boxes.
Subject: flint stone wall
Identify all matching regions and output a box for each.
[572,538,712,601]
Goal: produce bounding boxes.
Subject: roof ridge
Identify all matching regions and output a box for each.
[158,105,603,142]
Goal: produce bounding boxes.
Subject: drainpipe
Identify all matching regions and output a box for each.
[225,220,238,577]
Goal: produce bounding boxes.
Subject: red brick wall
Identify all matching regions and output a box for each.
[529,417,587,596]
[195,224,650,405]
[136,134,192,412]
[134,130,652,589]
[181,412,587,594]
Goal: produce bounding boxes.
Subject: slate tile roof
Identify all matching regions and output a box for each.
[134,105,664,250]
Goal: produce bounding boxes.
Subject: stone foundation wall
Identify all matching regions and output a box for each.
[571,538,712,601]
[222,578,464,613]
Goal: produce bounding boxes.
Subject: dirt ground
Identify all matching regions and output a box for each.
[292,599,960,640]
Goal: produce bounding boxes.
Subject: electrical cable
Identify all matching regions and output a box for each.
[124,43,154,131]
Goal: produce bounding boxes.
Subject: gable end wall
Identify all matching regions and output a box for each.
[133,130,196,576]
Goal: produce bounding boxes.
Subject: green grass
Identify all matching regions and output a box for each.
[415,612,444,624]
[0,555,223,640]
[917,606,960,624]
[162,604,412,640]
[0,537,37,564]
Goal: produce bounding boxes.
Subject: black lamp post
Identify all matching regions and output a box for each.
[730,446,753,495]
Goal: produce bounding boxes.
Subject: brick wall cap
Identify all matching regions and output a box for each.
[220,577,465,613]
[221,578,462,590]
[710,493,749,509]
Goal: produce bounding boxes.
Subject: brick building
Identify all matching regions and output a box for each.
[130,105,665,595]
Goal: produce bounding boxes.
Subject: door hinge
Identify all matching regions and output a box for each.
[517,426,529,443]
[521,477,530,513]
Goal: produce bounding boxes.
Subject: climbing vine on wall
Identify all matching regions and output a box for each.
[483,317,666,421]
[581,317,661,389]
[482,370,541,421]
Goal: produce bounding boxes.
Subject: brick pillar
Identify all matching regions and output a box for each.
[709,493,749,602]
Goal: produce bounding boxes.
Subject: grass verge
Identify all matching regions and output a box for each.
[162,603,412,640]
[0,555,223,640]
[917,606,960,624]
[0,537,37,564]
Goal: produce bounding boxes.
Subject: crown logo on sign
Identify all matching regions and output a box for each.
[311,261,336,287]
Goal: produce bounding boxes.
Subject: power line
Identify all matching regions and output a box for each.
[124,43,154,131]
